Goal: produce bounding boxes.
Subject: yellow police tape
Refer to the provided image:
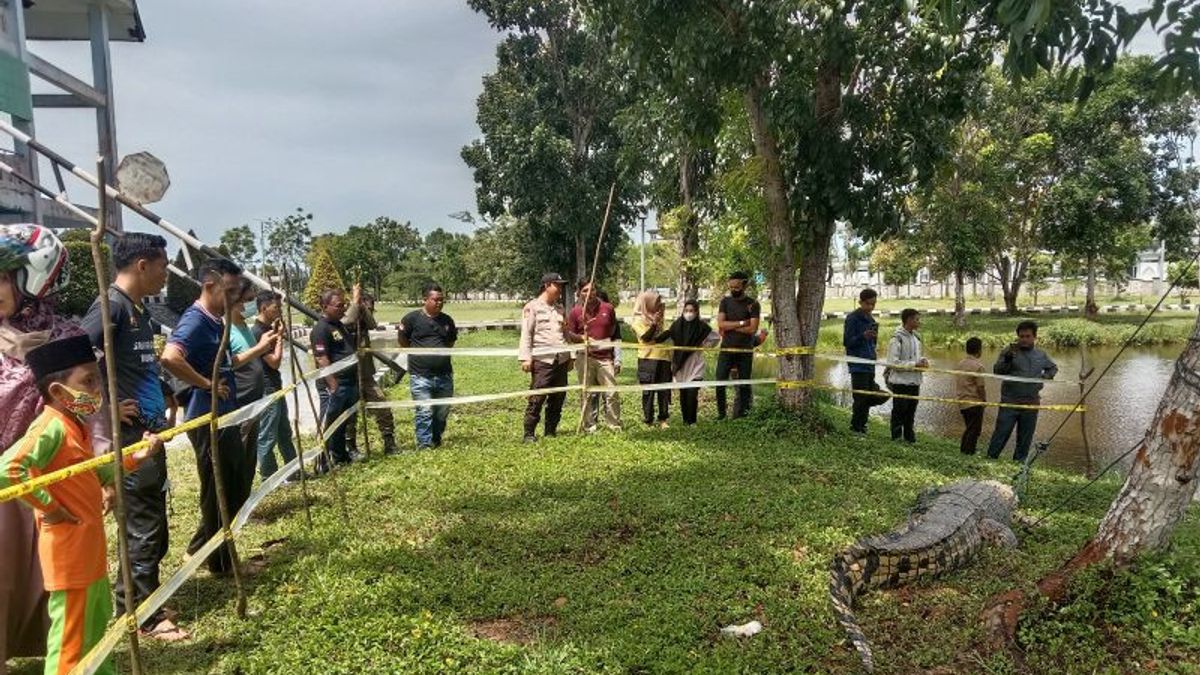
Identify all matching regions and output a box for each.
[774,380,1085,412]
[0,355,359,505]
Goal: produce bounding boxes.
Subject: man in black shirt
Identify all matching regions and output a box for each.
[311,288,358,467]
[82,232,188,641]
[252,291,297,479]
[398,283,458,450]
[715,271,761,420]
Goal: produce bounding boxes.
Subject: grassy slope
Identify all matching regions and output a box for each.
[12,331,1197,674]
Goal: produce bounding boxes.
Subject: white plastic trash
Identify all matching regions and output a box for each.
[720,620,763,638]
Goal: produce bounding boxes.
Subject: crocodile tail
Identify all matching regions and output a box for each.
[830,545,876,672]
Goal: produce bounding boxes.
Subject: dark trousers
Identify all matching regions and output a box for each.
[113,425,169,628]
[187,425,252,574]
[987,407,1040,461]
[237,403,259,493]
[715,351,753,419]
[889,383,920,442]
[638,358,672,424]
[849,371,889,432]
[348,379,396,451]
[679,384,699,425]
[960,406,984,455]
[318,382,359,465]
[524,360,569,437]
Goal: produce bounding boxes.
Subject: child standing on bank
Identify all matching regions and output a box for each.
[955,336,987,455]
[0,335,164,675]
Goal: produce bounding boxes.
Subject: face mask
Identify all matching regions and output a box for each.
[683,311,697,321]
[243,300,257,318]
[59,385,101,418]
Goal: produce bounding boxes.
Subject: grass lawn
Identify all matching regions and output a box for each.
[11,331,1197,674]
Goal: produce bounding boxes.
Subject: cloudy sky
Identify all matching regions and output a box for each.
[29,1,501,246]
[21,2,1178,251]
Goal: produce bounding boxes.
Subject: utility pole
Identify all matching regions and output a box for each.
[639,212,646,291]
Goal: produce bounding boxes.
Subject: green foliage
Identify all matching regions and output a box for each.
[869,238,924,288]
[326,217,423,299]
[57,234,109,318]
[1020,555,1200,673]
[1026,253,1054,305]
[303,240,346,310]
[265,208,314,294]
[462,1,641,286]
[219,224,257,267]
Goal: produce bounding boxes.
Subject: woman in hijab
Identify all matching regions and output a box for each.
[630,290,671,428]
[0,225,75,673]
[655,299,716,426]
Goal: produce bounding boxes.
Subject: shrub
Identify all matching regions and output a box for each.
[57,233,110,318]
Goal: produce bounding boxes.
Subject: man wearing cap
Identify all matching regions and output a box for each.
[519,273,580,442]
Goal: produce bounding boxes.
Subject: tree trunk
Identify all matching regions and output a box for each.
[1091,314,1200,559]
[744,79,807,411]
[984,310,1200,642]
[677,150,700,306]
[1084,254,1099,320]
[953,268,966,329]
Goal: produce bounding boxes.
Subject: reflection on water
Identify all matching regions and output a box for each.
[809,345,1177,475]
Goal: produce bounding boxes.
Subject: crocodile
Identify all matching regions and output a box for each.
[829,479,1018,672]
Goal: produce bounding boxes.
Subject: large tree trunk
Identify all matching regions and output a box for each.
[1084,253,1099,320]
[954,268,966,329]
[985,311,1200,642]
[1091,314,1200,558]
[744,79,807,411]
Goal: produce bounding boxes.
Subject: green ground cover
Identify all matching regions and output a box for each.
[8,331,1194,674]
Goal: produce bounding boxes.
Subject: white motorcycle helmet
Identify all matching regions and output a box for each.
[0,224,69,300]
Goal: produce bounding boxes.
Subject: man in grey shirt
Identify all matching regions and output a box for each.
[987,320,1058,462]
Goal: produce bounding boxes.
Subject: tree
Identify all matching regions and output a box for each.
[424,228,473,298]
[1025,253,1054,307]
[869,238,923,294]
[1041,59,1187,318]
[219,225,257,269]
[326,217,423,299]
[1168,260,1199,304]
[265,208,314,294]
[915,121,1003,327]
[462,0,641,304]
[303,240,346,310]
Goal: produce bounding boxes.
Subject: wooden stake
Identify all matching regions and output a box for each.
[210,303,247,618]
[576,183,618,433]
[91,158,144,674]
[267,274,312,527]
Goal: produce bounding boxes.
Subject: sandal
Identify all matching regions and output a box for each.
[140,619,190,642]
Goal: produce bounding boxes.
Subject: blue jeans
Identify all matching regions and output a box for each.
[410,373,454,448]
[987,407,1039,461]
[318,381,359,465]
[256,397,297,479]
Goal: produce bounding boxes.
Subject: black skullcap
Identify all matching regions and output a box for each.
[25,335,97,382]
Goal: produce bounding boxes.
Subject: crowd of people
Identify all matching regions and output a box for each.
[0,222,1061,674]
[842,288,1059,459]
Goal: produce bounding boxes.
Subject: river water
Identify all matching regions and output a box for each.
[808,344,1178,475]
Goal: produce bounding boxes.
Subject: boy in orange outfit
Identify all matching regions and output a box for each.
[0,335,163,674]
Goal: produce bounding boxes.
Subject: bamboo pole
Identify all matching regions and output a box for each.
[576,183,618,433]
[281,264,350,524]
[90,158,144,674]
[353,270,372,460]
[268,274,312,527]
[1079,346,1095,478]
[210,302,247,618]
